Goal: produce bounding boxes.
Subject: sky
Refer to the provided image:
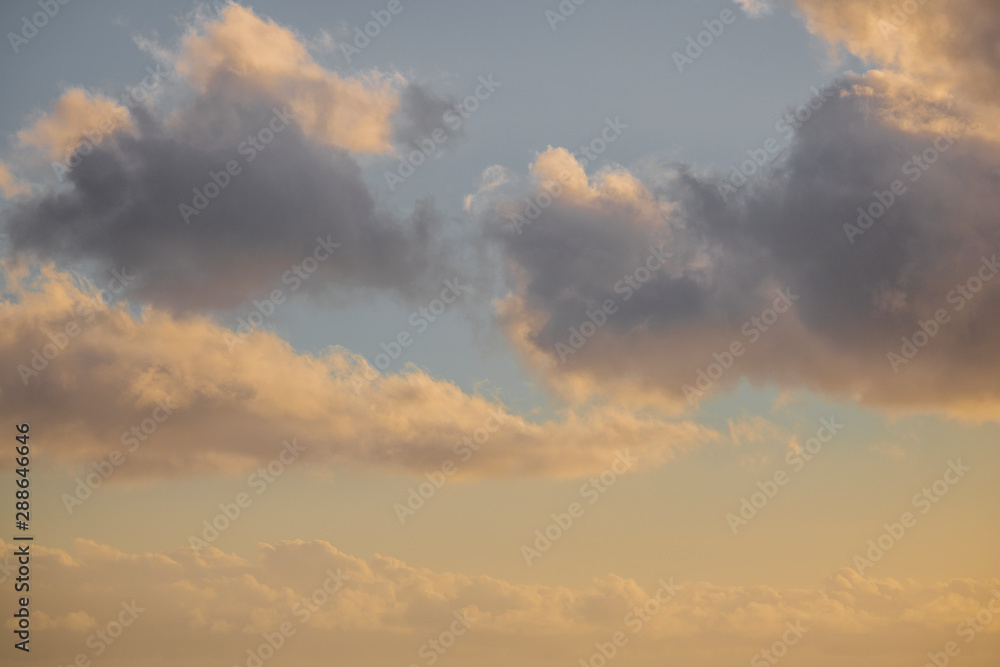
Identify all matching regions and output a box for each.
[0,1,998,666]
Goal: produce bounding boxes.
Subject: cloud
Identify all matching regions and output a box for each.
[4,0,998,423]
[0,161,28,198]
[391,81,464,151]
[733,0,774,17]
[4,538,997,667]
[176,3,400,154]
[16,89,132,161]
[457,0,1000,419]
[0,263,717,479]
[1,5,464,313]
[473,79,1000,418]
[728,415,787,448]
[791,0,1000,139]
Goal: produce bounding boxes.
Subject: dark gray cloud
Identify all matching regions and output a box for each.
[2,76,459,312]
[481,77,1000,413]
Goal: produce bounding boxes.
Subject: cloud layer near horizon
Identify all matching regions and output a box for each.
[3,538,998,667]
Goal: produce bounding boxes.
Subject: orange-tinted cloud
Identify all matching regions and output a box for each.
[4,538,997,667]
[0,262,717,479]
[176,4,399,153]
[17,89,132,161]
[0,161,28,198]
[790,0,1000,139]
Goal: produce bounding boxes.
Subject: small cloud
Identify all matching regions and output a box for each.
[0,162,29,198]
[733,0,773,17]
[727,415,786,447]
[868,441,906,460]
